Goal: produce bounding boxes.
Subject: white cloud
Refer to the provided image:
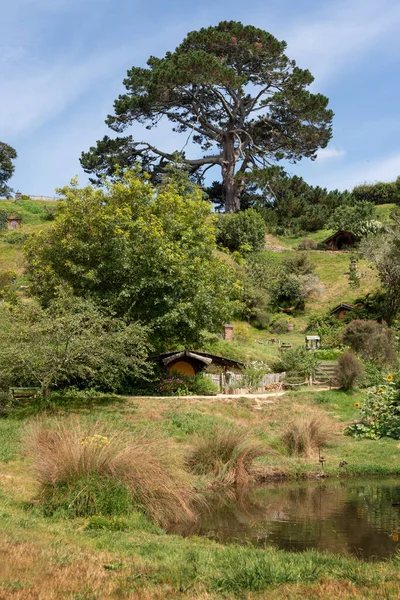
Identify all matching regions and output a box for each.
[281,0,400,84]
[308,152,400,191]
[316,147,346,162]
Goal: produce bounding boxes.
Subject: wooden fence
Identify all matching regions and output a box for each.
[205,372,285,393]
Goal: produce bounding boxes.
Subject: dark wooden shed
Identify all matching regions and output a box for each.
[330,303,355,320]
[322,230,357,251]
[149,350,243,376]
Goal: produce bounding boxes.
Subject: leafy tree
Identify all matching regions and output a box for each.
[0,142,17,196]
[327,201,375,235]
[25,170,240,347]
[246,166,350,232]
[81,21,333,213]
[352,180,400,206]
[0,296,150,398]
[216,208,266,252]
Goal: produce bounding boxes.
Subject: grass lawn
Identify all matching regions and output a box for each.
[1,389,400,598]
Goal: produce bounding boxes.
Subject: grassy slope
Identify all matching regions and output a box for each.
[1,390,400,599]
[0,199,55,277]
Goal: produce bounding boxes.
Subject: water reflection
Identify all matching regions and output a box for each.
[169,478,400,559]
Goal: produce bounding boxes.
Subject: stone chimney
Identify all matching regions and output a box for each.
[223,324,234,341]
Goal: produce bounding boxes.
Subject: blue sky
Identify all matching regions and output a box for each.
[2,0,400,196]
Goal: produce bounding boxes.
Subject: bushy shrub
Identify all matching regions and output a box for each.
[314,348,342,360]
[273,347,320,379]
[26,420,196,526]
[297,238,317,251]
[281,415,333,457]
[216,209,266,253]
[335,350,364,390]
[190,374,219,396]
[269,318,288,334]
[3,231,30,245]
[341,320,396,366]
[186,425,266,485]
[233,321,252,343]
[250,308,271,330]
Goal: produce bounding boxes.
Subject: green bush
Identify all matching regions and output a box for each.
[250,308,271,330]
[190,374,219,396]
[269,318,288,334]
[3,231,30,245]
[335,350,364,390]
[216,209,266,253]
[314,348,342,360]
[273,347,320,379]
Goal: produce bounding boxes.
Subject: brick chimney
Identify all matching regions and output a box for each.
[223,324,234,341]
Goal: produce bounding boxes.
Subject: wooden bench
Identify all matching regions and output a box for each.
[9,387,41,402]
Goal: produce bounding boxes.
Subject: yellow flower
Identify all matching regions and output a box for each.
[354,402,361,408]
[377,389,384,394]
[387,375,394,382]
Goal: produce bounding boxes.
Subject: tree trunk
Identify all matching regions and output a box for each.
[221,133,241,213]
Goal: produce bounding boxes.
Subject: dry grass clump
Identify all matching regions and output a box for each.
[281,414,333,457]
[25,419,196,526]
[186,425,267,486]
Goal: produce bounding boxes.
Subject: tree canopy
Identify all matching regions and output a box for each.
[0,142,17,196]
[81,21,333,212]
[25,170,241,347]
[0,296,150,398]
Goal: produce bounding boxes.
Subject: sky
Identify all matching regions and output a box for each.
[1,0,400,196]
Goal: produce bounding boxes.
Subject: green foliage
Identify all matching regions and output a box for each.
[307,314,347,349]
[0,295,150,397]
[247,165,349,233]
[0,142,17,196]
[157,374,219,396]
[269,317,288,334]
[328,201,375,236]
[250,308,271,330]
[335,350,364,390]
[216,209,266,252]
[269,254,321,311]
[273,347,320,378]
[3,231,30,245]
[25,170,240,347]
[81,21,333,212]
[346,378,400,439]
[0,210,8,229]
[40,475,133,518]
[233,321,252,343]
[352,179,400,206]
[341,319,396,366]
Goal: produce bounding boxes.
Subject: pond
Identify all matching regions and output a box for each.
[170,478,400,560]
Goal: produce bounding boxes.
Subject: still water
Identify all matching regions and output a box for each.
[170,478,400,559]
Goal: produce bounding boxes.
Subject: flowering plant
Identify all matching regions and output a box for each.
[346,376,400,439]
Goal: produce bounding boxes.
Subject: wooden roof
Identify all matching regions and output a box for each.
[330,303,355,315]
[322,230,357,245]
[149,350,243,369]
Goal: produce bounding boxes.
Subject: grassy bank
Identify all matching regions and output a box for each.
[1,389,400,598]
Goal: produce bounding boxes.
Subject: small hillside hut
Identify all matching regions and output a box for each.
[330,303,355,320]
[322,230,357,251]
[7,216,21,230]
[149,350,243,377]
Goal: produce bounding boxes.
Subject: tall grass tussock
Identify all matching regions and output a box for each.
[281,414,333,457]
[186,425,266,486]
[25,419,197,526]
